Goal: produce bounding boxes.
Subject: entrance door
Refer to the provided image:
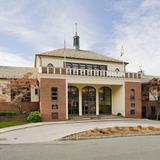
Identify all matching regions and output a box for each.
[99,87,112,114]
[68,86,79,115]
[82,86,96,115]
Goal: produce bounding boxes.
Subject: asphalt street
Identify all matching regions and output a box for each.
[0,135,160,160]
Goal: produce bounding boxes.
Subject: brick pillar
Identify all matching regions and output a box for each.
[40,78,66,121]
[125,82,142,118]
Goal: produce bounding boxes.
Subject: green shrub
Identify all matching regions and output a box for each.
[27,111,42,122]
[0,112,16,116]
[117,113,122,116]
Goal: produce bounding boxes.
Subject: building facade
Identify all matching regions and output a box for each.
[0,32,157,121]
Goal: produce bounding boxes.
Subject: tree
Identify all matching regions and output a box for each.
[148,78,160,120]
[0,72,38,114]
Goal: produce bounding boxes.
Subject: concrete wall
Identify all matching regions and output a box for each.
[37,56,125,72]
[112,85,125,116]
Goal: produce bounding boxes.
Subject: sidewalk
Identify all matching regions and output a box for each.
[0,118,132,134]
[0,119,159,144]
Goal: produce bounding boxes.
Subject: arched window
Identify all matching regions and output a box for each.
[47,63,53,67]
[99,87,112,114]
[82,86,96,115]
[130,89,135,100]
[68,86,79,115]
[115,68,120,73]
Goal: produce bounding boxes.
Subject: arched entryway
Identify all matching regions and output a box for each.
[82,86,96,115]
[68,86,79,115]
[99,87,112,114]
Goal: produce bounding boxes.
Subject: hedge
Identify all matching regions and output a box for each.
[0,112,17,116]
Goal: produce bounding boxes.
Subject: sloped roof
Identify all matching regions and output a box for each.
[37,48,127,64]
[0,66,38,79]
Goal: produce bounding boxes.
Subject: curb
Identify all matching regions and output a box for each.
[0,118,152,134]
[60,133,160,141]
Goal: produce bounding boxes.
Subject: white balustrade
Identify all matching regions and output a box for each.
[39,67,142,79]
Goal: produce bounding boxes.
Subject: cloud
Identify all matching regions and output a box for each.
[0,0,102,52]
[0,47,33,67]
[0,0,160,76]
[0,0,106,67]
[111,0,160,75]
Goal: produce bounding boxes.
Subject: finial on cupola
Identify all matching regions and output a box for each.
[73,23,80,50]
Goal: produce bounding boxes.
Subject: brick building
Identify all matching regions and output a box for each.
[0,31,158,121]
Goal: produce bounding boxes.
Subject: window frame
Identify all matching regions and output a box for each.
[51,87,58,101]
[47,63,54,68]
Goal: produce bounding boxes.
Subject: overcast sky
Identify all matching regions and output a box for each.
[0,0,160,75]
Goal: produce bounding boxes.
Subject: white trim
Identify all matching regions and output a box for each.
[66,81,68,120]
[96,87,99,115]
[79,87,82,116]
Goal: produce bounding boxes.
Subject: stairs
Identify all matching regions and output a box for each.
[68,115,122,121]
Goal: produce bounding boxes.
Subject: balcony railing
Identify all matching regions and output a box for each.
[39,67,143,79]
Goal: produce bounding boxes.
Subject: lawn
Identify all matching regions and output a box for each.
[0,121,28,129]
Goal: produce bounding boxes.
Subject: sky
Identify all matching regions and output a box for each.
[0,0,160,75]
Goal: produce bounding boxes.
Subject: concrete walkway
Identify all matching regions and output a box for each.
[0,119,160,144]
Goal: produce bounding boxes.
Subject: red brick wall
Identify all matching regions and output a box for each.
[39,78,66,121]
[0,102,39,113]
[125,82,142,118]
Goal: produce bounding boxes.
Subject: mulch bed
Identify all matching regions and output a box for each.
[63,126,160,140]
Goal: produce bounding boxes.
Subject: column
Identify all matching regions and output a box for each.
[79,87,82,116]
[66,83,68,120]
[96,87,99,115]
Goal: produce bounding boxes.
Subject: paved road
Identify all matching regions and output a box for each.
[0,135,160,160]
[1,119,160,144]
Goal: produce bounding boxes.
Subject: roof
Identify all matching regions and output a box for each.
[0,66,38,79]
[36,48,128,64]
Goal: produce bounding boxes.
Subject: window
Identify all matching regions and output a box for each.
[47,63,53,67]
[86,64,93,70]
[131,103,135,108]
[100,65,107,70]
[65,62,72,68]
[52,104,58,109]
[130,109,135,115]
[64,62,108,71]
[11,88,31,102]
[51,112,58,119]
[35,88,38,95]
[115,68,120,72]
[130,89,135,100]
[151,106,156,115]
[93,65,100,70]
[2,88,6,95]
[51,87,58,101]
[79,64,86,69]
[72,63,79,69]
